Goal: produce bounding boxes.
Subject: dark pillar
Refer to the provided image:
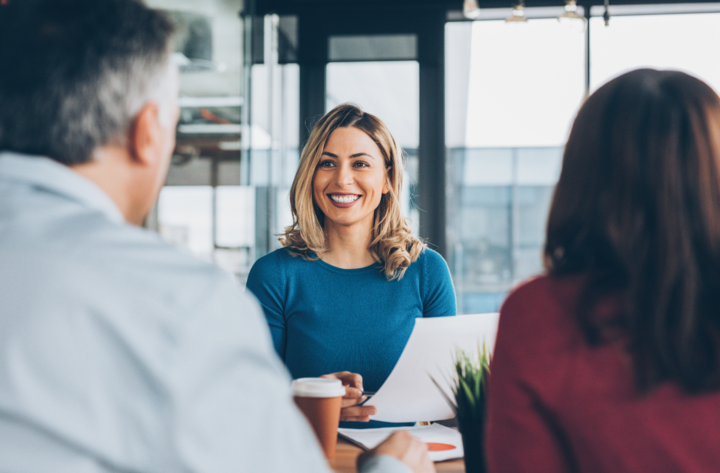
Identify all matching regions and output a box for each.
[298,13,327,147]
[417,8,447,257]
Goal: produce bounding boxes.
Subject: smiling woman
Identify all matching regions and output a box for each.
[246,104,457,428]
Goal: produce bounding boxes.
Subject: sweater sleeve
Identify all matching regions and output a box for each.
[245,251,287,360]
[485,281,573,473]
[420,248,456,318]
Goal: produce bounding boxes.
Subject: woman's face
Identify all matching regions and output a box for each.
[312,126,390,233]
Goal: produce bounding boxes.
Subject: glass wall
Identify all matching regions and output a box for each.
[144,0,250,275]
[447,7,720,314]
[143,7,300,284]
[446,17,584,314]
[247,59,300,269]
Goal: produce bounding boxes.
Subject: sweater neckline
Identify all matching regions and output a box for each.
[313,255,383,275]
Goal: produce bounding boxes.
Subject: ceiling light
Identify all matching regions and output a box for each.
[463,0,481,19]
[506,1,528,23]
[558,0,586,31]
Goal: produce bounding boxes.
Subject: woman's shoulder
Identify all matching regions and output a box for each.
[249,246,320,277]
[503,274,584,310]
[409,247,454,301]
[499,273,586,340]
[413,246,451,280]
[250,247,285,270]
[416,247,449,267]
[247,247,293,280]
[495,275,587,373]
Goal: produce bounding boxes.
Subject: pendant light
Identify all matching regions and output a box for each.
[506,1,528,23]
[463,0,481,19]
[558,0,585,29]
[603,0,611,26]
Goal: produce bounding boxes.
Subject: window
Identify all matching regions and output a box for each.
[446,17,585,313]
[446,6,720,314]
[590,11,720,91]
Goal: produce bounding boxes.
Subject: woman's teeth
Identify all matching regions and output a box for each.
[330,195,359,203]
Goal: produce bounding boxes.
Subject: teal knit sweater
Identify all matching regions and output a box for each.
[246,247,456,428]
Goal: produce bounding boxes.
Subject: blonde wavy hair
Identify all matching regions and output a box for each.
[280,103,425,280]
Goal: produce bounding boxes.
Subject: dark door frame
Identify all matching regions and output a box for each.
[296,7,448,257]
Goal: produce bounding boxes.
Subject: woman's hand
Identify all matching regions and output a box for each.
[321,371,377,422]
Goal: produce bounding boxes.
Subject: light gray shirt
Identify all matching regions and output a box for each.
[0,153,409,473]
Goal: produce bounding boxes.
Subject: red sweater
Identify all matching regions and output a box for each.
[485,274,720,473]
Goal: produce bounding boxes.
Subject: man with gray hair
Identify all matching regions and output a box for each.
[0,1,434,472]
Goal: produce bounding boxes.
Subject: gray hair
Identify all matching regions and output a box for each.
[0,0,175,165]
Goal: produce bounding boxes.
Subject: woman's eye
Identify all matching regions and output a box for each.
[318,160,335,168]
[354,161,370,168]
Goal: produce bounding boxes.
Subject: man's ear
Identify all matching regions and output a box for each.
[128,102,162,167]
[383,166,392,194]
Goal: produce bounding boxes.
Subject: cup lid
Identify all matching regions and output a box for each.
[292,378,347,398]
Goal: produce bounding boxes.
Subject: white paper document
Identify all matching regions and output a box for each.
[365,313,499,423]
[338,423,463,462]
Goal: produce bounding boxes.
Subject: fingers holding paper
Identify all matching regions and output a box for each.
[322,371,363,390]
[321,371,376,422]
[339,404,377,422]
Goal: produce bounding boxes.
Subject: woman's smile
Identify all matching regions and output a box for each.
[329,193,361,207]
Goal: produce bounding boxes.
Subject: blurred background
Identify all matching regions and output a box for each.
[144,0,720,314]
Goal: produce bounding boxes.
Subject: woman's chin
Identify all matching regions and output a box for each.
[326,217,358,228]
[324,215,371,230]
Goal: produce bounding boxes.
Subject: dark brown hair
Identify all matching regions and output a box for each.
[545,69,720,393]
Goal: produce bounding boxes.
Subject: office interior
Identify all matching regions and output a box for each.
[147,0,720,313]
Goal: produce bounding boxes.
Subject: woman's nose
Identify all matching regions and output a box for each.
[335,163,354,185]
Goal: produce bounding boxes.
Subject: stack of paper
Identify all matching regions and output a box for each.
[338,424,464,462]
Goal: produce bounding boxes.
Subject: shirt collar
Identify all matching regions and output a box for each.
[0,152,125,224]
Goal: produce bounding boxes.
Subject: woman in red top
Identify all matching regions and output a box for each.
[486,68,720,473]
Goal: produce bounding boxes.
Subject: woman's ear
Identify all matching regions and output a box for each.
[383,166,392,194]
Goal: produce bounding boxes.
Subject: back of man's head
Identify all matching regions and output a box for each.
[0,0,174,165]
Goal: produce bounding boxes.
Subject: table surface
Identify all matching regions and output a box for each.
[330,438,465,473]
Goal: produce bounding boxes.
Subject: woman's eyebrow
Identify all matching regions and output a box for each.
[321,151,377,160]
[350,152,376,160]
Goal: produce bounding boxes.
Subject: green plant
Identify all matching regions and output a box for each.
[432,344,491,473]
[433,344,491,422]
